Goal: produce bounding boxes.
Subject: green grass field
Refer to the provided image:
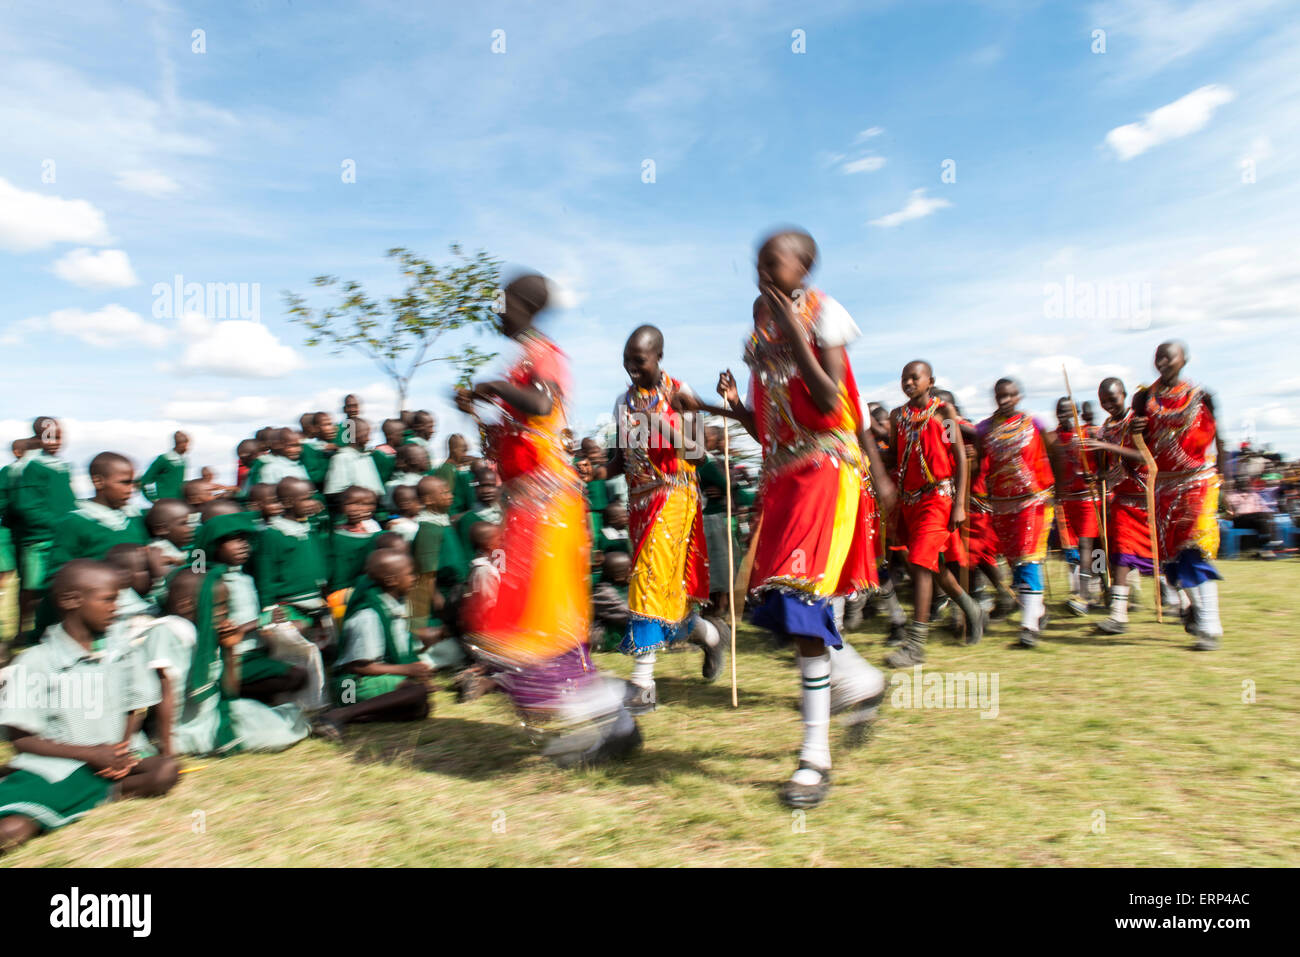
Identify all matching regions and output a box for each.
[3,560,1297,867]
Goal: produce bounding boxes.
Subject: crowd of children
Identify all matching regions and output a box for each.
[0,233,1256,841]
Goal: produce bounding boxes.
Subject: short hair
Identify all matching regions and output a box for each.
[1098,376,1125,394]
[89,451,132,479]
[758,228,818,271]
[904,359,933,378]
[51,559,116,599]
[505,273,549,314]
[32,415,58,435]
[627,324,664,355]
[994,377,1021,393]
[145,498,189,535]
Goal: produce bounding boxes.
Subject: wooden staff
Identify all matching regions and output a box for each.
[723,422,739,708]
[959,466,972,595]
[1062,366,1111,592]
[1131,388,1163,623]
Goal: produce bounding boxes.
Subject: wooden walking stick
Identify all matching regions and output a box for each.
[1063,366,1111,593]
[959,467,972,595]
[1131,388,1163,623]
[723,422,739,708]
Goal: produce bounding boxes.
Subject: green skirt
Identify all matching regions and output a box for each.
[331,672,406,704]
[0,766,113,830]
[238,647,292,683]
[0,528,14,574]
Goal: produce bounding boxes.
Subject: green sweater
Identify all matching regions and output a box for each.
[328,524,380,593]
[48,502,148,573]
[138,451,186,502]
[434,462,476,516]
[13,453,76,544]
[253,516,328,604]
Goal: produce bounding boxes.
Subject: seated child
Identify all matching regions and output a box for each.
[455,461,503,553]
[103,543,159,631]
[0,560,177,852]
[245,482,283,527]
[385,484,421,542]
[598,502,630,554]
[463,521,502,622]
[411,476,468,632]
[144,568,307,757]
[330,486,381,593]
[315,549,436,739]
[253,476,330,633]
[590,550,632,652]
[193,512,308,704]
[145,497,194,575]
[383,444,430,513]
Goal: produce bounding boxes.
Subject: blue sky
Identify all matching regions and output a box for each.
[2,0,1297,491]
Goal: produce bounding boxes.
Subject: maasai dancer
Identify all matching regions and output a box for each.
[975,378,1061,649]
[884,362,984,668]
[1133,341,1226,651]
[1053,398,1105,616]
[940,390,1014,621]
[456,273,639,767]
[695,231,892,808]
[604,325,723,715]
[1085,377,1154,634]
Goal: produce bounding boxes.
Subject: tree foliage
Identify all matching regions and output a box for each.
[284,245,501,410]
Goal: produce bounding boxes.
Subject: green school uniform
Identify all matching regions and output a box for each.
[12,452,77,589]
[138,451,186,502]
[371,448,397,484]
[586,478,608,540]
[0,623,159,830]
[298,439,331,487]
[253,515,328,606]
[48,502,148,578]
[413,513,470,585]
[434,461,475,515]
[0,466,14,574]
[324,447,386,498]
[327,521,380,593]
[332,588,417,702]
[597,525,630,554]
[255,455,309,487]
[144,614,306,756]
[455,503,503,553]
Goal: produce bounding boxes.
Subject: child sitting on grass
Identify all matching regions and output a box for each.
[0,560,177,853]
[315,549,436,740]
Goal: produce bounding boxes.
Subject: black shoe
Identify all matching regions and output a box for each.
[958,596,986,647]
[1095,617,1128,635]
[1066,596,1089,617]
[840,690,884,750]
[779,762,832,809]
[546,706,643,769]
[884,637,925,668]
[1016,628,1039,648]
[1192,633,1220,651]
[884,621,907,647]
[1182,605,1199,635]
[700,617,728,684]
[623,680,657,716]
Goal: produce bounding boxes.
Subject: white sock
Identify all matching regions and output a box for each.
[832,597,845,632]
[885,589,907,626]
[1180,589,1192,613]
[1077,571,1091,600]
[794,653,831,782]
[1020,590,1044,631]
[1192,581,1223,636]
[694,617,720,648]
[631,652,656,688]
[1109,584,1130,622]
[1068,564,1080,594]
[1162,577,1181,609]
[1129,575,1142,602]
[827,641,885,711]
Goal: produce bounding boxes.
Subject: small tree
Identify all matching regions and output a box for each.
[284,244,501,413]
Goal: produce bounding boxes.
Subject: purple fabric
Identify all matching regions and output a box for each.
[749,589,842,648]
[1163,549,1221,588]
[495,645,597,712]
[1114,553,1155,574]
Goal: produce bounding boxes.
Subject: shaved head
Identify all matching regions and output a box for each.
[52,559,118,600]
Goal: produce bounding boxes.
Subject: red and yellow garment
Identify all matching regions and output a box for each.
[746,289,877,602]
[1055,426,1101,545]
[1144,380,1220,560]
[468,332,591,668]
[891,396,965,572]
[617,372,708,650]
[976,411,1054,564]
[1100,410,1153,560]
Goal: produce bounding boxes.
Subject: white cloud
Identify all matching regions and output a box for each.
[854,126,884,142]
[1103,84,1235,160]
[161,394,280,423]
[0,176,111,252]
[114,169,182,197]
[869,188,952,228]
[1088,0,1284,78]
[14,305,169,349]
[171,313,305,378]
[51,247,139,289]
[842,155,886,174]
